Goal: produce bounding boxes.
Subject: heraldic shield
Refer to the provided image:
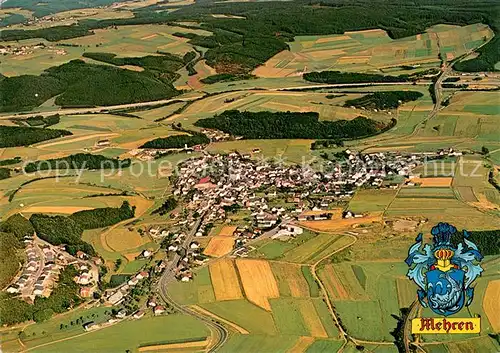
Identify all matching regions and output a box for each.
[405,222,483,317]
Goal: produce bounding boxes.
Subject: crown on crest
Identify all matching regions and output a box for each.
[431,222,457,249]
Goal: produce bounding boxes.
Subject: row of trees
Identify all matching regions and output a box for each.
[141,132,209,149]
[29,201,136,256]
[69,201,136,229]
[24,153,131,173]
[194,110,393,140]
[0,125,72,148]
[303,71,408,84]
[151,197,178,215]
[344,91,423,110]
[200,73,254,84]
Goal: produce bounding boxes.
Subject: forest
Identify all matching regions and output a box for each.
[0,60,180,112]
[29,201,135,256]
[24,153,132,173]
[344,91,423,110]
[82,52,185,82]
[69,201,136,229]
[0,215,35,289]
[194,110,394,140]
[141,132,209,149]
[0,126,72,148]
[303,71,408,84]
[200,73,254,84]
[152,197,178,216]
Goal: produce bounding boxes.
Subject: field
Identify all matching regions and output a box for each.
[25,315,210,353]
[203,237,235,257]
[1,24,209,76]
[299,214,382,233]
[483,279,500,332]
[200,300,277,335]
[235,259,280,311]
[209,259,244,301]
[218,334,298,353]
[270,262,312,298]
[254,24,493,77]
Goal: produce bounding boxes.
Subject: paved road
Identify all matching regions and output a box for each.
[155,216,229,352]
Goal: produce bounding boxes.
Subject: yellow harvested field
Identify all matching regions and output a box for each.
[483,280,500,332]
[301,209,342,217]
[236,259,280,311]
[410,177,453,187]
[138,338,209,351]
[299,301,328,337]
[106,228,150,252]
[272,262,310,297]
[218,226,237,237]
[300,214,382,232]
[204,237,235,257]
[209,259,244,301]
[321,265,348,300]
[21,206,94,214]
[190,305,249,334]
[124,252,141,261]
[287,336,315,353]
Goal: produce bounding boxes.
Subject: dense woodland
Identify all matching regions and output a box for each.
[152,197,178,216]
[303,71,408,84]
[0,126,72,148]
[82,52,185,82]
[69,201,136,229]
[194,110,394,139]
[0,0,497,73]
[0,215,35,289]
[24,153,132,173]
[0,60,180,112]
[344,91,423,110]
[141,132,209,149]
[29,201,135,256]
[200,73,254,84]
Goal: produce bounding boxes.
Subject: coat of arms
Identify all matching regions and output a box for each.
[405,222,483,316]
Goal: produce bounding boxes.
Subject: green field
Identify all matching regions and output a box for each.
[28,315,210,353]
[168,266,216,305]
[200,300,277,335]
[219,334,298,353]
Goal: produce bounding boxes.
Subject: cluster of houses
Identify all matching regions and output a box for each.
[7,239,62,298]
[6,239,99,300]
[105,271,150,306]
[200,128,232,142]
[171,149,439,235]
[0,43,67,57]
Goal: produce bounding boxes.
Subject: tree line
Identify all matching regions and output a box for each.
[0,59,180,112]
[344,91,423,110]
[194,110,394,140]
[24,153,132,173]
[303,71,408,84]
[29,201,136,256]
[0,126,72,148]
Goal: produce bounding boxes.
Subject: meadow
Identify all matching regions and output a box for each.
[27,314,210,353]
